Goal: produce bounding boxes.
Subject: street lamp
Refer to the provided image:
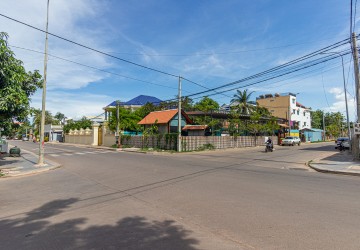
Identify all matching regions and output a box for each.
[321,52,351,150]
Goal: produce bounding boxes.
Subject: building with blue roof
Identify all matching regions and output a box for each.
[103,95,163,120]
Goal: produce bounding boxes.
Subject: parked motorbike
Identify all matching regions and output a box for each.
[265,142,273,152]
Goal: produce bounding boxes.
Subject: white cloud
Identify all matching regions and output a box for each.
[1,0,112,90]
[31,91,113,120]
[327,87,356,121]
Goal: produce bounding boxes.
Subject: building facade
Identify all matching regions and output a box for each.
[256,93,311,130]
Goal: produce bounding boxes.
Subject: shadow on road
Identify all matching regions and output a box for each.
[298,144,334,152]
[0,198,199,249]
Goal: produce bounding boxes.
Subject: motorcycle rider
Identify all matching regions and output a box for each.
[266,137,273,150]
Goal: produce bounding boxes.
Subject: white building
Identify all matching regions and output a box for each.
[256,93,311,130]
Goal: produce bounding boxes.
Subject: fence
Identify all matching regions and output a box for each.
[64,123,277,151]
[64,128,92,145]
[121,135,277,151]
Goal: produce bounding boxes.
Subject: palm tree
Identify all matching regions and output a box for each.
[231,89,255,114]
[30,108,54,133]
[54,112,66,125]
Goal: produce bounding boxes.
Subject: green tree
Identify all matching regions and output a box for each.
[247,111,264,145]
[193,97,220,133]
[181,96,194,111]
[63,117,92,133]
[54,112,66,125]
[194,96,219,112]
[109,107,142,132]
[231,89,254,114]
[311,110,324,129]
[134,102,157,119]
[30,108,54,135]
[0,32,43,129]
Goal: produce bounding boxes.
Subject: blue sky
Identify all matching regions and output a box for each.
[0,0,357,121]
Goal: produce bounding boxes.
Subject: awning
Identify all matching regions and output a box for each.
[278,123,289,128]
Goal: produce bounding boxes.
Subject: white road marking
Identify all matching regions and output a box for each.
[49,154,60,157]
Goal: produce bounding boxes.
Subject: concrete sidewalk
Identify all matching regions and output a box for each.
[308,150,360,176]
[0,147,60,178]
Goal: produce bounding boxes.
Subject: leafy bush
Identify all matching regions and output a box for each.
[197,143,215,151]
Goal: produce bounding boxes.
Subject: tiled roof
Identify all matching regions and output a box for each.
[296,102,306,108]
[138,109,193,125]
[182,125,208,131]
[138,110,178,125]
[106,95,162,107]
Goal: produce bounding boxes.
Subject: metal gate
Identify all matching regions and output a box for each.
[98,126,103,146]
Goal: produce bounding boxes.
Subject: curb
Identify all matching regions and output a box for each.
[1,145,62,178]
[307,161,360,177]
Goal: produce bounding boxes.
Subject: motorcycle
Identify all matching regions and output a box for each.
[265,142,273,152]
[338,140,349,151]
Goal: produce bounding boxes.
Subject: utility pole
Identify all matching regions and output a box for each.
[116,100,121,148]
[322,111,326,141]
[38,0,50,166]
[288,106,291,136]
[177,76,182,152]
[352,32,360,159]
[321,52,351,148]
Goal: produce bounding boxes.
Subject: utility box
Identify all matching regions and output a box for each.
[0,139,8,153]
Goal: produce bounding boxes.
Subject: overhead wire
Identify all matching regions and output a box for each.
[1,12,357,112]
[186,52,353,101]
[0,13,179,78]
[184,48,352,99]
[177,39,352,98]
[9,45,185,92]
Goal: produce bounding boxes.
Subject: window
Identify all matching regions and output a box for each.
[304,122,307,126]
[292,98,295,104]
[303,111,306,116]
[270,110,274,113]
[293,109,296,114]
[297,110,299,115]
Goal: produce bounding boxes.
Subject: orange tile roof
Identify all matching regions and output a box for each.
[138,109,178,125]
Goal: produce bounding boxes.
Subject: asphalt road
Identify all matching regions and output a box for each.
[1,141,360,249]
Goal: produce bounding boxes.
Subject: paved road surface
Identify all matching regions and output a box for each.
[1,141,360,249]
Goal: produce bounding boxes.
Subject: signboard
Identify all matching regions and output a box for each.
[354,123,360,135]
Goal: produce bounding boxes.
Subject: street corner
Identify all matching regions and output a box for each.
[0,149,61,178]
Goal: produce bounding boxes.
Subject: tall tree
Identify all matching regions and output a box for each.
[231,89,255,114]
[0,32,42,130]
[134,102,157,119]
[54,112,66,125]
[31,108,54,133]
[194,96,219,112]
[109,107,142,132]
[311,110,324,129]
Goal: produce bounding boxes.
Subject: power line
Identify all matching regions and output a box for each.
[351,0,354,37]
[179,39,351,98]
[10,45,182,91]
[0,13,178,78]
[181,77,232,99]
[354,0,358,33]
[187,52,353,100]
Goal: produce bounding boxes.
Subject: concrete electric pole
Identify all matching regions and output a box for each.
[38,0,50,166]
[116,100,121,148]
[178,76,182,152]
[352,32,360,159]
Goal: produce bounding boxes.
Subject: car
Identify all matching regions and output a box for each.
[22,137,29,141]
[281,136,301,146]
[335,137,349,149]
